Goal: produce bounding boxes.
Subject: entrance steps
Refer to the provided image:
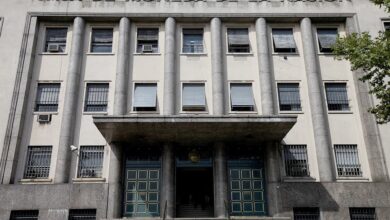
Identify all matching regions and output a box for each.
[176,204,213,218]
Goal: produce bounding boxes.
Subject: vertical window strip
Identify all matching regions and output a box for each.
[325,83,349,111]
[350,208,376,220]
[293,208,320,220]
[10,210,39,220]
[35,83,60,112]
[24,146,52,179]
[77,146,104,178]
[283,145,309,177]
[334,145,362,177]
[278,83,301,111]
[84,83,109,112]
[68,209,97,220]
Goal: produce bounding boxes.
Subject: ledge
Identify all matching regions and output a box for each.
[72,178,106,183]
[19,178,53,184]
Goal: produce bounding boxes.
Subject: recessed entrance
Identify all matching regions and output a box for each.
[176,167,214,218]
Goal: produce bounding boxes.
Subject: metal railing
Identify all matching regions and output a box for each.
[77,146,104,178]
[68,209,97,220]
[10,210,39,220]
[24,146,52,179]
[294,208,320,220]
[334,145,362,177]
[350,208,377,220]
[283,145,310,177]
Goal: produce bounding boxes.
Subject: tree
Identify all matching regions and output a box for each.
[332,0,390,124]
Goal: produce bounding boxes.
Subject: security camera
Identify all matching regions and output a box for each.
[70,145,78,152]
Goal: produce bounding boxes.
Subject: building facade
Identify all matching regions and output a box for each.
[0,0,390,219]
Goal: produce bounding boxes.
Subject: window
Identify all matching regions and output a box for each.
[90,28,113,53]
[182,28,204,53]
[283,145,310,177]
[136,28,159,53]
[384,21,390,32]
[227,28,250,53]
[277,83,302,111]
[77,146,104,178]
[44,28,67,53]
[272,28,296,53]
[182,83,206,111]
[317,28,338,53]
[10,210,39,220]
[325,83,349,111]
[84,83,109,112]
[350,208,376,220]
[293,208,320,220]
[0,17,3,37]
[35,83,60,112]
[133,83,158,111]
[334,145,362,177]
[24,146,52,179]
[69,209,96,220]
[230,83,255,111]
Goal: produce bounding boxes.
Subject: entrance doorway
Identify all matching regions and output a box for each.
[176,167,214,218]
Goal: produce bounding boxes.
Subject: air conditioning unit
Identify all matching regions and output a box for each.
[37,114,51,123]
[142,44,153,53]
[47,43,60,52]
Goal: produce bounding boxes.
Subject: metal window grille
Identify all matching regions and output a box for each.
[10,210,39,220]
[230,83,255,111]
[325,83,350,111]
[90,28,113,53]
[317,28,338,52]
[182,29,204,53]
[77,146,104,178]
[272,28,296,53]
[283,145,309,177]
[278,83,302,111]
[24,146,52,179]
[35,83,60,112]
[45,28,67,52]
[84,83,109,112]
[227,28,250,53]
[350,208,376,220]
[68,209,96,220]
[334,145,362,177]
[293,208,320,220]
[137,28,159,53]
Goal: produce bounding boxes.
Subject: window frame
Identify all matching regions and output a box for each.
[271,27,298,54]
[181,27,205,54]
[135,27,160,54]
[229,82,256,113]
[0,17,4,37]
[10,210,39,220]
[180,82,207,113]
[382,20,390,32]
[89,27,114,54]
[131,82,159,113]
[34,82,61,113]
[349,207,376,220]
[42,26,69,54]
[323,81,351,112]
[276,82,302,113]
[76,145,105,179]
[68,209,97,220]
[226,27,251,54]
[293,207,320,220]
[23,145,52,180]
[315,26,339,54]
[333,144,363,178]
[282,145,310,178]
[83,81,110,114]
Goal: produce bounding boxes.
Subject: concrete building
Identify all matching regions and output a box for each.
[0,0,390,219]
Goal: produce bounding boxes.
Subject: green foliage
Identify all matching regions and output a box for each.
[371,0,390,12]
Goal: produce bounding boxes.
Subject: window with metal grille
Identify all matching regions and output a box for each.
[182,83,206,111]
[350,208,376,220]
[230,83,255,111]
[24,146,52,179]
[182,28,204,53]
[227,28,250,53]
[84,83,109,112]
[325,83,350,111]
[10,210,39,220]
[272,28,296,53]
[35,83,60,112]
[283,145,310,177]
[334,145,362,177]
[45,27,67,53]
[133,83,158,111]
[137,28,159,53]
[90,28,113,53]
[384,22,390,32]
[293,208,320,220]
[317,28,338,53]
[277,83,302,111]
[68,209,96,220]
[77,146,104,178]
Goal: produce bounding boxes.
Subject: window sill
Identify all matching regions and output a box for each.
[272,52,299,56]
[33,112,59,115]
[72,177,106,183]
[129,111,160,114]
[180,111,209,115]
[226,52,253,56]
[180,53,208,56]
[19,178,53,184]
[86,52,115,55]
[279,111,304,115]
[283,176,317,182]
[39,52,68,56]
[328,111,353,114]
[336,177,369,182]
[318,52,335,56]
[83,112,108,115]
[229,111,258,115]
[133,53,161,56]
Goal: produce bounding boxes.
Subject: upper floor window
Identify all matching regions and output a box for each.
[24,146,52,179]
[349,208,376,220]
[90,28,113,53]
[84,83,109,112]
[272,28,296,53]
[230,83,255,112]
[325,83,349,111]
[77,146,104,178]
[277,83,302,111]
[384,21,390,32]
[0,17,3,37]
[137,28,159,53]
[293,208,320,220]
[133,83,158,111]
[227,28,250,53]
[317,28,338,53]
[334,144,362,177]
[283,145,310,177]
[69,209,97,220]
[182,83,206,111]
[35,83,60,112]
[44,28,67,53]
[10,210,39,220]
[182,28,204,53]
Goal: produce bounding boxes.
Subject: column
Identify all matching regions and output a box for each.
[214,142,228,218]
[160,144,175,218]
[265,142,282,216]
[163,17,177,115]
[211,18,225,115]
[300,17,334,181]
[256,18,275,115]
[55,17,85,183]
[114,17,131,115]
[106,143,123,218]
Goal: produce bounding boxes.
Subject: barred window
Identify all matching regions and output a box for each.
[45,28,67,53]
[293,208,320,220]
[283,145,310,177]
[133,83,158,111]
[227,28,250,53]
[182,83,206,111]
[137,28,159,53]
[272,28,296,53]
[90,28,113,53]
[69,209,96,220]
[24,146,52,179]
[325,83,350,111]
[84,83,109,112]
[230,83,255,111]
[278,83,302,111]
[35,83,60,112]
[334,145,362,177]
[10,210,39,220]
[317,28,338,53]
[77,146,104,178]
[182,29,204,53]
[350,208,376,220]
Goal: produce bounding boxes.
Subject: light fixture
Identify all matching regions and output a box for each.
[188,149,200,163]
[69,145,78,152]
